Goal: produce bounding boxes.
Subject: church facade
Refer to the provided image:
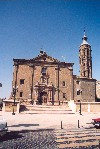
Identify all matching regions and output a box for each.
[12,33,96,105]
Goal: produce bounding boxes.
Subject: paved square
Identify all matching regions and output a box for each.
[0,111,100,149]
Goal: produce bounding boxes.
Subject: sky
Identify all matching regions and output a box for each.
[0,0,100,98]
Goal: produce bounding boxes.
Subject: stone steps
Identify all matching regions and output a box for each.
[21,105,74,114]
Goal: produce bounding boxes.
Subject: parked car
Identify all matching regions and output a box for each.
[92,118,100,128]
[0,118,8,137]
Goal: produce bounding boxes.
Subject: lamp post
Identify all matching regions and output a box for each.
[80,90,82,115]
[12,86,18,115]
[80,102,82,115]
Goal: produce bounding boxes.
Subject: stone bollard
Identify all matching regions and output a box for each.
[78,120,80,128]
[61,121,63,129]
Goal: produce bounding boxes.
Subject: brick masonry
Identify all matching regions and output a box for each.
[11,50,96,105]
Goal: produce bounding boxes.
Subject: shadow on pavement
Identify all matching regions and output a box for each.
[0,131,23,142]
[8,123,39,128]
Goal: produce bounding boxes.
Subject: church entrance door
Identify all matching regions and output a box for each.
[38,91,47,105]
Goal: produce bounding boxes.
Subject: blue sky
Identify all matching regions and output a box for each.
[0,0,100,98]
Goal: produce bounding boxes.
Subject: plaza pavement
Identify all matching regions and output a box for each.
[0,111,100,131]
[0,111,100,149]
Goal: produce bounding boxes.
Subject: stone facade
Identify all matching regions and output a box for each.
[12,51,74,105]
[11,32,96,105]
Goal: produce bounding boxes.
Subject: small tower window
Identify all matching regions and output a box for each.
[83,63,85,66]
[83,50,85,57]
[63,93,66,98]
[77,90,80,95]
[62,81,66,86]
[20,92,23,97]
[41,67,47,75]
[87,50,89,56]
[84,71,85,77]
[20,79,24,85]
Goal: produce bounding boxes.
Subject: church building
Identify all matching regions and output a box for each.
[12,32,96,105]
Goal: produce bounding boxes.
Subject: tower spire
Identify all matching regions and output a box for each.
[81,30,89,45]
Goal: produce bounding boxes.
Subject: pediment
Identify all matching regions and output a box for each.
[33,51,59,63]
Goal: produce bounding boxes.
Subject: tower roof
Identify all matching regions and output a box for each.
[81,30,90,46]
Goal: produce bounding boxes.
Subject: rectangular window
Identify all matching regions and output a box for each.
[20,79,24,85]
[63,93,66,98]
[62,81,65,86]
[77,90,80,95]
[20,92,23,97]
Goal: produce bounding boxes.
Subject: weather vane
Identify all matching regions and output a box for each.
[84,27,86,35]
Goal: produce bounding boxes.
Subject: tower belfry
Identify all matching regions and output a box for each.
[79,31,92,78]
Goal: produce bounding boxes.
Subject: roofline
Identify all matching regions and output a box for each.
[13,58,74,67]
[73,75,96,81]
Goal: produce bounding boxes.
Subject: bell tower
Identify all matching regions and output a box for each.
[79,31,92,78]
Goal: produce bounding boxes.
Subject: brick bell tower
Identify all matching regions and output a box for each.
[79,31,92,78]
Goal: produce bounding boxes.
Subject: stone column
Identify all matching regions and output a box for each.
[17,102,20,114]
[34,90,37,104]
[29,64,35,102]
[47,90,50,104]
[2,102,5,113]
[55,65,60,104]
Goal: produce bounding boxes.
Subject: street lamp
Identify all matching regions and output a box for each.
[80,102,82,115]
[12,86,18,115]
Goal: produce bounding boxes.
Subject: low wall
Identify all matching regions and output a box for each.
[2,100,20,114]
[75,102,100,112]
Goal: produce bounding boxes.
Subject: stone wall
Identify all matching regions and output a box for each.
[74,76,96,102]
[75,102,100,112]
[59,67,73,101]
[2,100,20,113]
